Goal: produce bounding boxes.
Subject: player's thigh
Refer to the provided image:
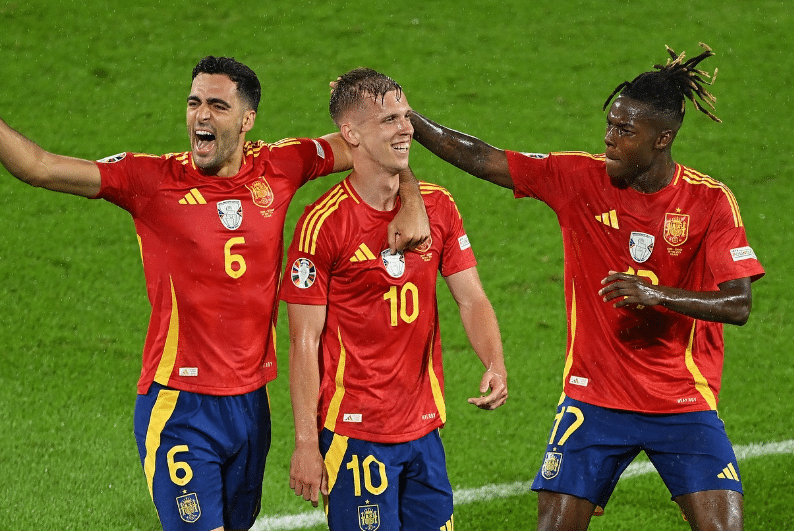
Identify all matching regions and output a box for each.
[644,410,743,498]
[675,489,743,531]
[531,396,642,508]
[221,385,271,530]
[133,385,225,531]
[399,430,454,531]
[320,430,403,530]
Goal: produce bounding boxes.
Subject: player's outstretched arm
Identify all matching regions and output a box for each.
[287,303,329,508]
[599,273,753,325]
[444,267,508,410]
[0,117,101,197]
[409,111,513,190]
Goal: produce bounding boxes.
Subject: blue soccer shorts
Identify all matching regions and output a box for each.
[133,382,271,531]
[320,428,455,531]
[531,396,742,508]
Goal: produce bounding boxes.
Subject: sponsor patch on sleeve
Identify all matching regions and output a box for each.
[97,152,126,163]
[312,139,326,159]
[730,246,757,261]
[458,235,471,250]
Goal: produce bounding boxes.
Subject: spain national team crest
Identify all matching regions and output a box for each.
[358,504,380,531]
[176,492,201,523]
[217,199,243,230]
[246,176,275,208]
[663,212,690,247]
[291,258,316,288]
[541,451,563,480]
[381,249,405,278]
[629,232,655,263]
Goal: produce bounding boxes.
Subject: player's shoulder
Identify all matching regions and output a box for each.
[676,164,737,201]
[419,181,457,203]
[301,178,356,223]
[244,138,324,158]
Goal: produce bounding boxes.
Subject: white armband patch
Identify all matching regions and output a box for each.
[730,246,757,261]
[458,235,471,250]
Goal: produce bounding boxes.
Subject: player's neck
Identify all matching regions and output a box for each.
[349,168,400,212]
[631,156,676,194]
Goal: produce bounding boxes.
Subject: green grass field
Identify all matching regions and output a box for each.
[1,0,792,529]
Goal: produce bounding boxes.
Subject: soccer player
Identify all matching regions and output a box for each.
[281,68,508,530]
[407,44,764,530]
[0,56,429,531]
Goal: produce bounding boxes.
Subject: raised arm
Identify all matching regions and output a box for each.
[444,267,508,410]
[599,274,753,326]
[287,303,328,508]
[0,117,101,197]
[409,111,514,190]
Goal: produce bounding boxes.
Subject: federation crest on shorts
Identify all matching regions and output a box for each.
[663,212,690,246]
[176,492,201,523]
[217,200,243,230]
[245,176,275,208]
[629,232,654,263]
[541,451,563,480]
[358,504,380,531]
[381,249,405,278]
[291,258,316,288]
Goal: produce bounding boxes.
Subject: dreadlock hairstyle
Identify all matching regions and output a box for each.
[603,42,720,124]
[329,67,403,128]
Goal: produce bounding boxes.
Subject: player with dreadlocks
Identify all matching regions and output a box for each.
[408,43,764,530]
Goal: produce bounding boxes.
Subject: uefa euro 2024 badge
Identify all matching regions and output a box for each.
[217,199,243,230]
[381,249,405,278]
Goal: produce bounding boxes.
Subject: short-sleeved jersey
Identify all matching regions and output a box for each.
[507,150,765,414]
[96,138,335,396]
[280,178,476,443]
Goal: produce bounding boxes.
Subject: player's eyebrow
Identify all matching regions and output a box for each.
[187,95,232,108]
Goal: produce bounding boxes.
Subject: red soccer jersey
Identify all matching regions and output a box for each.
[96,138,335,395]
[507,150,764,413]
[281,178,476,443]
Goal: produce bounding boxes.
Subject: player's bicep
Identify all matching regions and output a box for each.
[320,132,352,173]
[444,267,488,309]
[287,303,327,354]
[37,153,102,197]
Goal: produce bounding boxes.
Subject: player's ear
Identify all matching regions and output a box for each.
[340,122,359,147]
[241,110,256,134]
[655,128,676,150]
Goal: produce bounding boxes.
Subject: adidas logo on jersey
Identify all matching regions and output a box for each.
[595,210,619,229]
[717,463,740,481]
[349,243,377,262]
[179,188,207,205]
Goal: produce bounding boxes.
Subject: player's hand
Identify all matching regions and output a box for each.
[599,270,662,308]
[387,196,431,254]
[467,368,508,410]
[289,445,328,507]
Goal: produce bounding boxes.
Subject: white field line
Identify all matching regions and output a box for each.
[252,439,794,531]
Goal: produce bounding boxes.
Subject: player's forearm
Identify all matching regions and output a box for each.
[657,283,752,325]
[409,111,513,189]
[0,117,101,196]
[289,344,322,447]
[459,296,506,375]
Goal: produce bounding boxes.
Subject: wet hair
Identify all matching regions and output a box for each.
[603,43,720,124]
[192,56,261,112]
[329,67,402,127]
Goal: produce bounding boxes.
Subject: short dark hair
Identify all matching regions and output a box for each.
[603,43,720,124]
[192,56,261,112]
[329,67,402,127]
